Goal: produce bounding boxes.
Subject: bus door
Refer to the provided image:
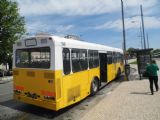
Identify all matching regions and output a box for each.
[99,53,107,82]
[107,51,116,81]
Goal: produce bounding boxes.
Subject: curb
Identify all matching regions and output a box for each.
[0,76,13,84]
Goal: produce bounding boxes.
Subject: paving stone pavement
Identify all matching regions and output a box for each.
[81,79,160,120]
[81,61,160,120]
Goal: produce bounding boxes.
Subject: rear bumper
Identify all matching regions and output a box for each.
[14,94,58,111]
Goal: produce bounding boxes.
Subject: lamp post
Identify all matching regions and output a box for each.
[146,32,149,48]
[121,0,127,65]
[121,0,130,80]
[140,5,146,49]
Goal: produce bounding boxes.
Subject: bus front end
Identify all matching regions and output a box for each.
[13,36,60,110]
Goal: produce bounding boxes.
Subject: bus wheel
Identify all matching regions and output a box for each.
[117,68,121,78]
[90,78,99,96]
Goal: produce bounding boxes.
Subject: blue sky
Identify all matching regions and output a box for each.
[15,0,160,49]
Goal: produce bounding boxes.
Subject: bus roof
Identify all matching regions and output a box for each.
[52,35,123,53]
[14,34,123,53]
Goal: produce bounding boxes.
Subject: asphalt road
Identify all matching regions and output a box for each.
[0,74,126,120]
[0,81,13,102]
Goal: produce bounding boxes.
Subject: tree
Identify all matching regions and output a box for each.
[127,47,136,58]
[152,49,160,54]
[0,0,25,69]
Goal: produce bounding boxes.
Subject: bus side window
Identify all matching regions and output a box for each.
[63,48,71,75]
[107,51,112,64]
[71,49,88,73]
[71,49,81,73]
[115,52,118,63]
[79,50,88,70]
[121,54,124,63]
[93,51,99,67]
[118,53,121,62]
[88,50,99,69]
[113,52,116,63]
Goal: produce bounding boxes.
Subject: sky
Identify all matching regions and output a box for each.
[15,0,160,49]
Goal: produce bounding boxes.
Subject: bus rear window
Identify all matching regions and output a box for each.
[16,47,50,69]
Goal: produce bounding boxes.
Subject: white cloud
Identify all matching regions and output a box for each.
[56,25,74,33]
[15,0,158,16]
[95,16,160,30]
[26,21,74,34]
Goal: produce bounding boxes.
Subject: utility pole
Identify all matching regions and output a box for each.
[121,0,127,64]
[140,5,146,49]
[121,0,129,80]
[146,32,149,48]
[140,25,143,49]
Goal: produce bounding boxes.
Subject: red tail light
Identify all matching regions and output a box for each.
[41,90,55,100]
[14,85,24,94]
[14,85,24,91]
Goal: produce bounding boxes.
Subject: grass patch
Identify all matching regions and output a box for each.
[129,61,137,64]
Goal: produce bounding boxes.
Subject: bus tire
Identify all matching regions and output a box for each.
[90,78,99,96]
[117,68,121,78]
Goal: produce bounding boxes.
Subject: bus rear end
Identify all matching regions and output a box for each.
[13,36,59,110]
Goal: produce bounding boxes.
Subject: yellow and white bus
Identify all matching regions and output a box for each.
[13,34,124,111]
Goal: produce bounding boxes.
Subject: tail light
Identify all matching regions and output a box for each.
[14,85,24,94]
[41,90,55,100]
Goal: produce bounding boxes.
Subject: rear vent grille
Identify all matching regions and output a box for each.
[68,88,74,102]
[13,70,19,76]
[27,71,35,77]
[44,72,54,79]
[68,85,80,102]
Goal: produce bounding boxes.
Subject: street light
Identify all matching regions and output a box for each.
[121,0,127,64]
[140,5,146,49]
[121,0,130,80]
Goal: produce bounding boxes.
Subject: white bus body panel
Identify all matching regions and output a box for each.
[13,35,123,71]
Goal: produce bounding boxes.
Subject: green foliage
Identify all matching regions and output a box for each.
[127,47,135,53]
[127,47,136,57]
[129,61,137,64]
[0,0,25,69]
[151,49,160,54]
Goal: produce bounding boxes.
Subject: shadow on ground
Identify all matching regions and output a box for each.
[0,75,126,119]
[130,92,151,95]
[0,99,81,119]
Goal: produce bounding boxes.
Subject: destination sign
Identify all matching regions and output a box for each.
[25,39,37,47]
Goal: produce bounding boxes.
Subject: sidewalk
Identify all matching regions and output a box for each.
[81,79,160,120]
[0,76,13,84]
